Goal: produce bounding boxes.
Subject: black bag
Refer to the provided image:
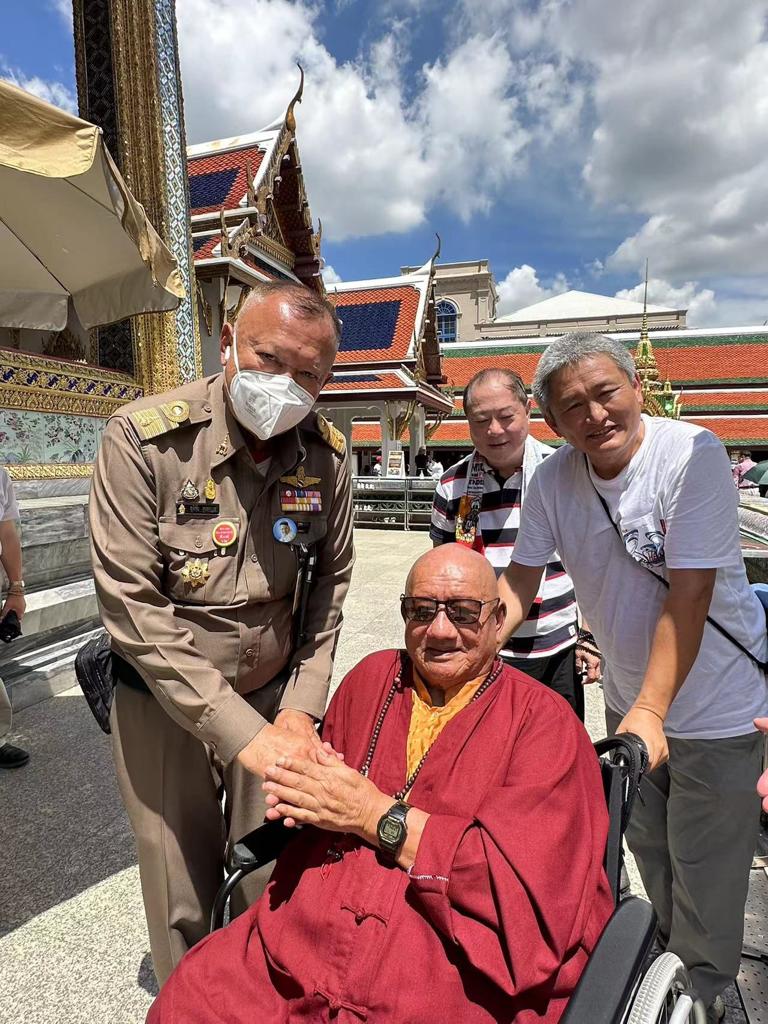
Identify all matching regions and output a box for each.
[0,610,22,643]
[74,632,115,734]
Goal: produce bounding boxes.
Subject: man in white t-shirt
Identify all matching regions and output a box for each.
[0,467,29,768]
[497,331,767,1016]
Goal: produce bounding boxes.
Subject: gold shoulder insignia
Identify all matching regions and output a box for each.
[128,399,190,441]
[316,413,346,456]
[129,407,169,440]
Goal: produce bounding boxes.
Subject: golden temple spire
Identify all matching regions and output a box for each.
[634,261,659,386]
[633,260,681,418]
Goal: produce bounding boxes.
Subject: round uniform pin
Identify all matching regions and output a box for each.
[212,520,237,553]
[273,517,298,544]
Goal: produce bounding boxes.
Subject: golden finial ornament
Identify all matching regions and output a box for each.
[633,260,682,419]
[285,64,305,134]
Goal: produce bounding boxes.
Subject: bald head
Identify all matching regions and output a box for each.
[406,544,498,601]
[402,544,504,692]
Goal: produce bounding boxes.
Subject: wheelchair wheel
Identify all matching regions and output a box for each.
[626,952,707,1024]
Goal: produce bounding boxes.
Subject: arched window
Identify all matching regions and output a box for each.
[436,300,458,343]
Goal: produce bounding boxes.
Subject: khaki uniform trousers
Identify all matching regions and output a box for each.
[0,675,12,742]
[111,680,284,986]
[606,707,762,1006]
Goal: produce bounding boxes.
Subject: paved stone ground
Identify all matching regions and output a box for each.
[1,528,651,1023]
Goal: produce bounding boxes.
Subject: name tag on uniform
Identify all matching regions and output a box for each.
[280,487,322,513]
[177,503,220,518]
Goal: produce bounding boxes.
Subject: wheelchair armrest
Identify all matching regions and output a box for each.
[229,819,308,871]
[560,896,657,1024]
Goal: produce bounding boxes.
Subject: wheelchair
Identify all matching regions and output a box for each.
[212,734,706,1024]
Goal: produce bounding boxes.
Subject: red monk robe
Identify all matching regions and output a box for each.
[148,650,613,1024]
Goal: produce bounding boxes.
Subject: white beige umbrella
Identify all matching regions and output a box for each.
[0,78,185,332]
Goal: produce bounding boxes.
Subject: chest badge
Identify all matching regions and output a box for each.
[204,477,216,501]
[280,466,321,488]
[273,517,298,544]
[279,466,322,514]
[181,479,199,501]
[212,520,238,555]
[181,557,209,588]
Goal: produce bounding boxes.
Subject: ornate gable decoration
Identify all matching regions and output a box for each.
[325,237,445,388]
[187,66,323,291]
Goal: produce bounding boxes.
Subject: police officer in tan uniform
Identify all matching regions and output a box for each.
[89,281,354,985]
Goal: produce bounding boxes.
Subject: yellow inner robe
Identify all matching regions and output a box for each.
[407,670,487,779]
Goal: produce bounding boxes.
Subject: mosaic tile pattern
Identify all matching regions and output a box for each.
[155,0,200,383]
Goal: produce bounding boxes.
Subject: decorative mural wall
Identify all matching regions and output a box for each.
[0,411,105,465]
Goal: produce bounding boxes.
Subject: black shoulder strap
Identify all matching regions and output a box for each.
[583,455,767,671]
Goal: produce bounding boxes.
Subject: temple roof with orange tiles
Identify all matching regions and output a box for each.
[350,326,768,450]
[321,255,452,414]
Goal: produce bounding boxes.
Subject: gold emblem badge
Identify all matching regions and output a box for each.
[180,558,209,588]
[161,400,190,425]
[279,465,321,488]
[204,477,216,501]
[215,434,230,457]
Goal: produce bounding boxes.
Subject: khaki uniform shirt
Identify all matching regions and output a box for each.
[89,373,354,764]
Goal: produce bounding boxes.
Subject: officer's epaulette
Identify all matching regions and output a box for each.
[127,399,191,441]
[314,412,346,456]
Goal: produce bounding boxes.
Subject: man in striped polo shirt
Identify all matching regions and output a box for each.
[431,369,597,719]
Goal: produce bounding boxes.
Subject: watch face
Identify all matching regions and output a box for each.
[380,818,404,844]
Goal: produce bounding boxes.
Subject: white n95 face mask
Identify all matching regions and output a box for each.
[226,329,316,440]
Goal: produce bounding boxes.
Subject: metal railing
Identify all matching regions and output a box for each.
[352,476,437,531]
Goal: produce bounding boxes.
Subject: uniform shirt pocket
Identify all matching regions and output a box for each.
[619,511,667,569]
[158,516,240,605]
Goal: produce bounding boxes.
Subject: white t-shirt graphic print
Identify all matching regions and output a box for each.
[513,416,768,739]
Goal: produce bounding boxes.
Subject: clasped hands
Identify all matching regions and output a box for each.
[236,708,385,836]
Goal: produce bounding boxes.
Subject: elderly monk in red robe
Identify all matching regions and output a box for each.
[148,545,613,1024]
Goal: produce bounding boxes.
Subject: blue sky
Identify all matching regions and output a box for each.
[3,0,768,326]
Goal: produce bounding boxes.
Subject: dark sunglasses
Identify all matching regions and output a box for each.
[400,596,500,626]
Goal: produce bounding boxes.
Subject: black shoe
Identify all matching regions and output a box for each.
[0,742,30,768]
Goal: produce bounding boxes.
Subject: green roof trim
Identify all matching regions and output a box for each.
[444,334,768,359]
[683,402,768,412]
[447,376,768,394]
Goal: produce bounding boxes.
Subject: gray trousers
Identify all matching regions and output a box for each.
[605,707,762,1006]
[0,676,11,742]
[111,680,284,987]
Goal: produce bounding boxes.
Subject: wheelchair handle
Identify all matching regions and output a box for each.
[619,732,650,777]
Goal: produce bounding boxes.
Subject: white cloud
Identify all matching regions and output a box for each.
[50,0,73,27]
[615,278,717,328]
[456,0,768,316]
[176,1,530,241]
[0,64,77,113]
[496,264,569,316]
[554,0,768,280]
[322,264,343,286]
